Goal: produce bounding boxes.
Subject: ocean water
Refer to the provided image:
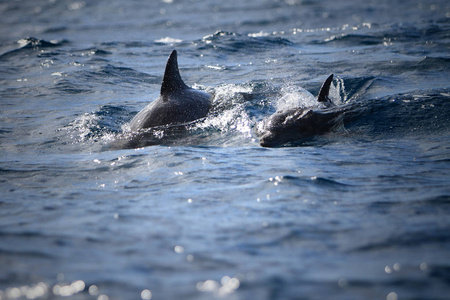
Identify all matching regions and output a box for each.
[1,0,450,299]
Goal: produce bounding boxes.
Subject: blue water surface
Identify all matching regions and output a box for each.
[1,0,450,299]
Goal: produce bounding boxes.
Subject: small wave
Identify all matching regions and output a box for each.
[318,21,449,47]
[199,30,293,54]
[0,247,54,259]
[75,48,112,57]
[416,195,450,206]
[51,78,93,94]
[202,31,237,40]
[338,76,377,101]
[16,37,64,49]
[63,105,131,145]
[272,175,351,190]
[101,41,152,48]
[347,89,450,137]
[50,62,159,95]
[416,56,450,72]
[155,37,183,44]
[354,228,450,252]
[82,64,159,86]
[320,33,384,46]
[309,176,350,187]
[0,37,66,59]
[248,31,272,37]
[114,123,197,149]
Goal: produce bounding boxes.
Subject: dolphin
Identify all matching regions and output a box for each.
[260,74,354,147]
[129,50,211,131]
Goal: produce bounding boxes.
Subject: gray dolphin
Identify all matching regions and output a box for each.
[260,74,353,147]
[129,50,211,131]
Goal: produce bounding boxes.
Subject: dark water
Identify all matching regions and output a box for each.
[1,0,450,299]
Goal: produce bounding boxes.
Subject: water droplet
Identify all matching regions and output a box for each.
[89,285,99,296]
[338,278,348,288]
[141,289,152,300]
[174,245,184,253]
[386,292,398,300]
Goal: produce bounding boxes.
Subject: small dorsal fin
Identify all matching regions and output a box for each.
[317,74,334,104]
[160,50,189,95]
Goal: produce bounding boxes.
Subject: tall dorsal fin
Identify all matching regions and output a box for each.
[317,74,334,105]
[160,50,189,96]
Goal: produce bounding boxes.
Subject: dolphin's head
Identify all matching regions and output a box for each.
[260,74,336,147]
[259,108,318,147]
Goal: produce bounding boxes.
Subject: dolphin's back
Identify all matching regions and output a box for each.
[130,89,210,130]
[129,50,211,131]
